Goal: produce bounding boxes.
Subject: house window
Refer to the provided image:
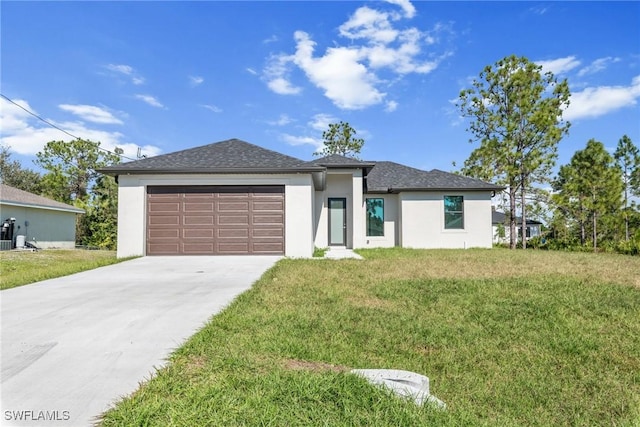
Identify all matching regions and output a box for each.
[366,198,384,236]
[444,196,464,229]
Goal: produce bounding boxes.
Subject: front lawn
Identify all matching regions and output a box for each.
[101,249,640,426]
[0,249,124,290]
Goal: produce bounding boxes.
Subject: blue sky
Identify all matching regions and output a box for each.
[1,1,639,175]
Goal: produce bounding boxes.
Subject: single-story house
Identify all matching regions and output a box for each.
[100,139,503,258]
[491,208,543,244]
[0,183,85,249]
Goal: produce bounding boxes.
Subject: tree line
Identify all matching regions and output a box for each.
[458,55,640,254]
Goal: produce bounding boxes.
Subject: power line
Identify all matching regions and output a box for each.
[1,93,138,162]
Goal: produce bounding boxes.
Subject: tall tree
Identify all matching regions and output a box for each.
[314,121,364,158]
[458,55,570,249]
[554,139,623,251]
[614,135,640,240]
[35,139,122,246]
[35,139,120,204]
[78,174,119,249]
[0,145,43,194]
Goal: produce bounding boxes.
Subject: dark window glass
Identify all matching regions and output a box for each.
[444,196,464,229]
[366,198,384,236]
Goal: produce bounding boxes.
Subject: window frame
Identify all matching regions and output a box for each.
[365,197,385,237]
[443,195,464,230]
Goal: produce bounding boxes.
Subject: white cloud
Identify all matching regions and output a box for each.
[536,56,581,75]
[189,75,204,86]
[106,64,133,75]
[0,98,35,134]
[309,113,338,131]
[268,77,302,95]
[529,6,548,15]
[385,100,398,112]
[263,54,302,95]
[278,113,334,150]
[384,0,416,18]
[578,57,621,77]
[263,35,279,44]
[263,0,446,110]
[58,104,123,125]
[292,31,385,109]
[281,133,323,150]
[564,75,640,121]
[135,94,164,108]
[201,104,222,113]
[268,114,293,126]
[0,97,162,159]
[339,6,400,43]
[246,67,258,75]
[106,63,145,85]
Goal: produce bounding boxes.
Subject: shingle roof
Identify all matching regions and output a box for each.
[366,161,503,192]
[492,210,543,225]
[100,139,324,174]
[307,154,375,168]
[99,139,501,192]
[0,184,85,213]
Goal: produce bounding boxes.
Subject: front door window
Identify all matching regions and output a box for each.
[328,198,346,246]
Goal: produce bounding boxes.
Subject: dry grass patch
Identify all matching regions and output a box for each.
[282,358,350,373]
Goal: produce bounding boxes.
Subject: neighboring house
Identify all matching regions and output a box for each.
[100,139,503,258]
[491,209,543,244]
[0,184,85,249]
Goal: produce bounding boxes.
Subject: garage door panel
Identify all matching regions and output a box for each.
[148,202,180,212]
[149,229,180,239]
[218,215,249,225]
[253,201,284,210]
[147,186,284,255]
[149,215,180,225]
[183,193,215,200]
[183,228,215,238]
[252,228,283,238]
[217,192,250,199]
[184,216,215,225]
[184,203,214,212]
[218,201,249,211]
[148,243,180,254]
[183,243,215,253]
[218,242,250,253]
[218,228,249,238]
[252,242,284,253]
[253,214,284,225]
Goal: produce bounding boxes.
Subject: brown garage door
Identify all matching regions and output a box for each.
[147,186,284,255]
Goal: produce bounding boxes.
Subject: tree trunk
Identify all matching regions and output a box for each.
[593,211,597,252]
[509,188,517,250]
[579,198,585,246]
[624,186,629,241]
[520,176,527,250]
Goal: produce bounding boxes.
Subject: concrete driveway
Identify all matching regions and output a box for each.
[1,256,280,426]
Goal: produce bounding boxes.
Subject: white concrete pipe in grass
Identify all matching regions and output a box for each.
[351,369,446,409]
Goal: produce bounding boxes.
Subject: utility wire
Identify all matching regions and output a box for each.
[1,93,138,162]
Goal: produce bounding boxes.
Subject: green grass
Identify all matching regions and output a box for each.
[101,248,640,426]
[0,249,129,290]
[313,246,328,257]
